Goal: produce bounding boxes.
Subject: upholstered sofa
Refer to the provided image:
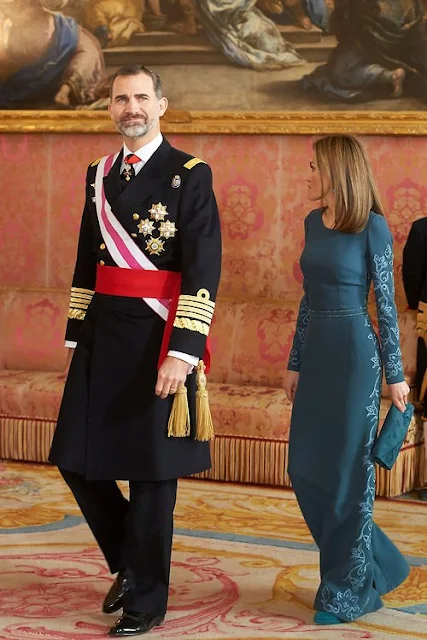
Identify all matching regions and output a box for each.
[0,286,424,497]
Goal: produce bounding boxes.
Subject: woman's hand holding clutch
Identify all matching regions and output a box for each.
[388,380,410,413]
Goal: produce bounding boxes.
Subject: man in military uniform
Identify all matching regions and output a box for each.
[403,217,427,500]
[49,64,221,636]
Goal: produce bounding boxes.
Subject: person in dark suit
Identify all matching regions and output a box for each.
[403,217,427,500]
[49,64,222,636]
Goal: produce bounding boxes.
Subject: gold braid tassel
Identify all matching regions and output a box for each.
[195,360,215,442]
[167,383,190,438]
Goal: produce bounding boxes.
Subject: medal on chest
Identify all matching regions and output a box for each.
[133,202,178,256]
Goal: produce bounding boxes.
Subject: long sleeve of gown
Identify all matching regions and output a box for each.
[287,217,310,372]
[367,214,405,385]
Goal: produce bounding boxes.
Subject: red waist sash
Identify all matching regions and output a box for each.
[95,265,210,371]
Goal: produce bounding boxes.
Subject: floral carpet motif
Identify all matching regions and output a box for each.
[0,461,427,639]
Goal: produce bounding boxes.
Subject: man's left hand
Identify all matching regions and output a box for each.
[155,356,190,399]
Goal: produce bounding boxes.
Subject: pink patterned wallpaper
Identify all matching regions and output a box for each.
[1,133,427,309]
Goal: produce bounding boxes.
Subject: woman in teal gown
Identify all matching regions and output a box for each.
[285,135,410,625]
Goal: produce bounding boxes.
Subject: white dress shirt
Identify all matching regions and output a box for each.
[120,133,163,176]
[66,133,198,370]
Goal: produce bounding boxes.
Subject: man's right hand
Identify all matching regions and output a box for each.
[155,356,190,399]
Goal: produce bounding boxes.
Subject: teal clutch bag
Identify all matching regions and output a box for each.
[372,402,415,470]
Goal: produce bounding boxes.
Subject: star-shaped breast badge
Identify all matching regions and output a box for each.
[146,237,165,255]
[137,218,155,236]
[149,202,168,221]
[159,220,177,239]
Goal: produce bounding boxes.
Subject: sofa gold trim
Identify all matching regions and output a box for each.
[3,110,427,135]
[0,417,423,497]
[193,432,425,498]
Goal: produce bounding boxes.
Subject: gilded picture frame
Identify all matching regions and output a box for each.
[3,1,427,135]
[2,110,427,136]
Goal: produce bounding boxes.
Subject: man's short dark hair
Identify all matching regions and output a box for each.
[109,65,163,99]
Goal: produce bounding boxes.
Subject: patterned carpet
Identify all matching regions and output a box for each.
[1,461,427,640]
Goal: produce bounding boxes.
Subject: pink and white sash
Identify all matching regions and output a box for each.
[94,154,170,321]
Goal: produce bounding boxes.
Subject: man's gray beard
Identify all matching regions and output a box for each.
[118,119,155,139]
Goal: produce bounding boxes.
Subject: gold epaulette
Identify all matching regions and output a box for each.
[173,288,215,336]
[90,157,102,167]
[184,157,206,170]
[68,287,94,321]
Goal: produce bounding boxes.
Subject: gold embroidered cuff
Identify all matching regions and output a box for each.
[176,307,213,323]
[68,308,87,321]
[68,287,94,320]
[179,290,215,308]
[71,287,94,296]
[173,289,215,335]
[173,317,210,336]
[71,292,93,299]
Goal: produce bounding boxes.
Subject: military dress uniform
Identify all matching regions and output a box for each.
[49,134,221,620]
[402,218,427,499]
[403,218,427,498]
[403,218,427,413]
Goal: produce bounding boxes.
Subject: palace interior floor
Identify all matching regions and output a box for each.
[1,460,427,640]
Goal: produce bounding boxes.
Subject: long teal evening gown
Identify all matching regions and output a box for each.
[287,209,410,622]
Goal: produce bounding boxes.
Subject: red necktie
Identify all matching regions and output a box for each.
[122,154,140,181]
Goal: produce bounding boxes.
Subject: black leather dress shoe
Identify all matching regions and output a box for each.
[108,612,164,636]
[102,570,130,614]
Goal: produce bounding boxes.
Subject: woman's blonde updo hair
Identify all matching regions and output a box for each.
[314,135,384,233]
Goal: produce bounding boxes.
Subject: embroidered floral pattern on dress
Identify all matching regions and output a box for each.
[321,586,365,621]
[371,244,403,382]
[321,385,380,618]
[321,237,403,621]
[288,294,309,370]
[320,316,382,621]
